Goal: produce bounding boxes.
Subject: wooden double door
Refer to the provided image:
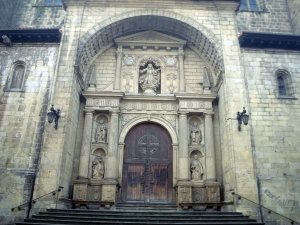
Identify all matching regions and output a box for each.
[122,123,173,203]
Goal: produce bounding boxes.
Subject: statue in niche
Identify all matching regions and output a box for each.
[190,122,202,144]
[190,154,204,181]
[95,120,107,143]
[92,153,105,179]
[139,63,161,93]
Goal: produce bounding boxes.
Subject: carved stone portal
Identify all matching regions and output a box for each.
[139,62,161,94]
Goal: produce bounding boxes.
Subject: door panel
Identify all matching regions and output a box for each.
[150,164,169,202]
[122,123,173,203]
[125,164,145,202]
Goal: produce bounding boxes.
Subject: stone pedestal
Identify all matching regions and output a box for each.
[101,180,118,208]
[87,182,102,202]
[177,181,192,204]
[205,181,221,203]
[191,181,206,203]
[73,183,88,201]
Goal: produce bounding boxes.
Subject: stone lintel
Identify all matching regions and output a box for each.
[82,91,124,98]
[176,93,217,101]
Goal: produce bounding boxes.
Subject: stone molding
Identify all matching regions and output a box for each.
[118,115,178,145]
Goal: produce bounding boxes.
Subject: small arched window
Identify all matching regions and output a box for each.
[277,76,286,95]
[276,69,295,98]
[6,61,26,91]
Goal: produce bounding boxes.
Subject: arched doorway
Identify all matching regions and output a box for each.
[122,123,173,203]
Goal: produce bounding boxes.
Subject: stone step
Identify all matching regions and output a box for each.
[18,219,265,225]
[39,211,250,219]
[115,203,178,210]
[16,209,265,225]
[46,209,244,215]
[30,215,258,222]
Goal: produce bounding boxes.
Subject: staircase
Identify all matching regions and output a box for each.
[16,209,265,225]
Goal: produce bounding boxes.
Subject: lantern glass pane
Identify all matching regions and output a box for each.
[47,112,55,123]
[242,114,249,125]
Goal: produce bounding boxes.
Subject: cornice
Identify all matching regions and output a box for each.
[239,31,300,51]
[62,0,240,11]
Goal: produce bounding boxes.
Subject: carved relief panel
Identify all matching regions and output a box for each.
[87,185,102,201]
[177,186,192,203]
[102,185,116,202]
[73,184,88,201]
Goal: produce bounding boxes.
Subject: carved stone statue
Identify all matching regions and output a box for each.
[2,35,12,47]
[139,63,160,93]
[96,120,107,143]
[190,122,202,144]
[92,153,105,179]
[190,154,204,181]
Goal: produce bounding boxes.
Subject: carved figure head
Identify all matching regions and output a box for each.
[193,154,198,159]
[147,63,153,68]
[193,122,198,126]
[99,120,103,123]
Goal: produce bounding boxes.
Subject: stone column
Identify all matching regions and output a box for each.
[114,46,123,91]
[105,110,120,180]
[78,109,94,179]
[178,112,189,181]
[178,47,185,92]
[204,113,216,181]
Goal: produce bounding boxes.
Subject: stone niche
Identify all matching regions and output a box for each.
[114,30,187,95]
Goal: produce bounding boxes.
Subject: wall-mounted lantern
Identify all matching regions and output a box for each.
[47,104,60,130]
[237,107,249,131]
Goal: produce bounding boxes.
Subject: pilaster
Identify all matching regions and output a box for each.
[178,47,185,92]
[77,109,94,180]
[178,112,189,181]
[204,113,216,181]
[114,47,123,91]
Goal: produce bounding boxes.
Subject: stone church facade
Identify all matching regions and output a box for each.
[0,0,300,224]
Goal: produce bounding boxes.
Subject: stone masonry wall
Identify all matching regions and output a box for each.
[236,0,292,34]
[242,48,300,220]
[0,45,59,224]
[287,0,300,35]
[11,0,65,28]
[94,47,117,91]
[0,0,19,28]
[184,48,206,93]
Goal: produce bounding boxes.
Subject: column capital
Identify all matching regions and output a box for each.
[204,112,214,117]
[109,110,120,115]
[178,52,184,59]
[116,47,123,58]
[178,111,188,116]
[83,109,94,114]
